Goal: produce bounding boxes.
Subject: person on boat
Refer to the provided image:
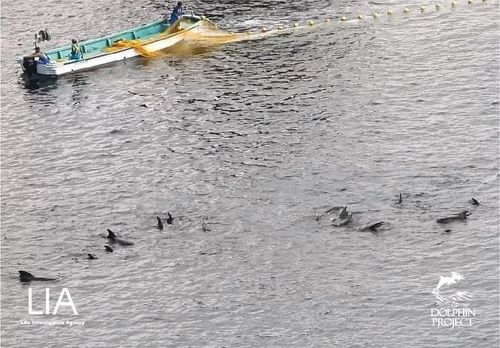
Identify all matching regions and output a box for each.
[69,38,83,60]
[27,47,50,64]
[168,2,183,25]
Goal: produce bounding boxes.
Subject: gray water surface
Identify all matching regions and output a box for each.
[1,0,499,347]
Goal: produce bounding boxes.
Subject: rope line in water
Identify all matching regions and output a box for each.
[256,0,493,36]
[103,0,495,58]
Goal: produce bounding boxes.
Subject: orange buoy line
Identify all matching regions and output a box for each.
[254,0,494,35]
[105,0,496,58]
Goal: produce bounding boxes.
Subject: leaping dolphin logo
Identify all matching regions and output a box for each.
[432,272,472,305]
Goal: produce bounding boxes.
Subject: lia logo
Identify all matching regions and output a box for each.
[28,288,78,315]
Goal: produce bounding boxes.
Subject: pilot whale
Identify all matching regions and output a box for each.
[166,212,174,225]
[316,206,345,221]
[157,216,164,231]
[19,270,56,282]
[330,206,352,227]
[436,210,469,224]
[359,221,385,233]
[469,198,479,206]
[106,229,134,246]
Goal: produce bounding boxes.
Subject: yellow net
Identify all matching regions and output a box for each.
[100,1,489,59]
[104,39,161,58]
[180,19,285,46]
[102,18,285,59]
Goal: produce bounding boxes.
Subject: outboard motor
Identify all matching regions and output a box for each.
[22,57,38,77]
[23,29,51,77]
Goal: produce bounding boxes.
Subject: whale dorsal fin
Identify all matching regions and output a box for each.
[107,229,116,239]
[18,270,35,281]
[166,212,174,224]
[368,221,385,231]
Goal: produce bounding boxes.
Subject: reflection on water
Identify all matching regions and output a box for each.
[1,0,499,347]
[68,74,88,106]
[19,74,59,92]
[19,73,89,110]
[17,16,294,92]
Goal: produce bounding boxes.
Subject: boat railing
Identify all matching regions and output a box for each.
[36,16,201,65]
[44,18,168,60]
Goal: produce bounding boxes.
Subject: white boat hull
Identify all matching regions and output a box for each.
[20,16,204,76]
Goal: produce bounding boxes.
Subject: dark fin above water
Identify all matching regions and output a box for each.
[436,217,454,224]
[87,253,97,260]
[397,193,403,204]
[368,221,384,231]
[360,221,385,232]
[166,212,174,225]
[157,216,164,231]
[107,229,116,240]
[436,210,469,224]
[18,271,35,282]
[106,229,133,245]
[19,270,56,282]
[470,198,479,206]
[105,245,113,253]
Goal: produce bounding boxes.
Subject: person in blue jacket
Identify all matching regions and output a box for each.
[169,2,183,25]
[28,47,50,64]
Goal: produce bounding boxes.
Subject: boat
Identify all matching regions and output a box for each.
[20,15,205,77]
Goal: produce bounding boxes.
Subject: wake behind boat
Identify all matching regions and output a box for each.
[20,15,205,77]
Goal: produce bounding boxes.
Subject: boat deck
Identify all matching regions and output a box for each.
[20,16,204,76]
[46,19,170,64]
